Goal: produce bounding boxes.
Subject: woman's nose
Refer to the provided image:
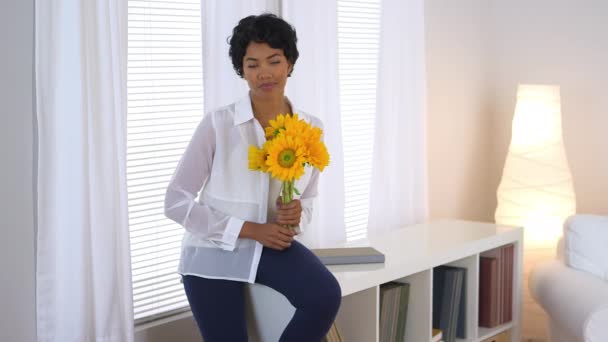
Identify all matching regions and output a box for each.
[257,66,272,80]
[258,71,272,80]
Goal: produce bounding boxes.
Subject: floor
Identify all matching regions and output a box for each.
[521,247,553,342]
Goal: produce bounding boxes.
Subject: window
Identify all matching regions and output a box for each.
[337,0,381,241]
[127,0,204,322]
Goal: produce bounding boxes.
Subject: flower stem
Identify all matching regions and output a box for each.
[281,180,295,230]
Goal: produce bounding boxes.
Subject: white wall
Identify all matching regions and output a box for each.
[488,0,608,217]
[0,0,37,341]
[427,0,608,228]
[425,0,494,222]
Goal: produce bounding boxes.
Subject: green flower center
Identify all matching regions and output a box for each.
[278,149,296,168]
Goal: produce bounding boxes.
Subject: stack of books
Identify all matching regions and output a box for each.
[479,244,514,327]
[379,282,410,342]
[432,266,467,342]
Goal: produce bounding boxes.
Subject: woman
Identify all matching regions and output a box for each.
[164,13,342,342]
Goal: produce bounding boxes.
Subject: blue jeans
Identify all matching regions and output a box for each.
[182,240,342,342]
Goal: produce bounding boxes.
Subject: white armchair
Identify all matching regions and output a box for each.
[529,215,608,342]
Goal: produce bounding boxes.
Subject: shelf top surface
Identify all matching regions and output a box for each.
[325,219,523,295]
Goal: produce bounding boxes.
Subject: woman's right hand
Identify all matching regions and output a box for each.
[240,222,296,251]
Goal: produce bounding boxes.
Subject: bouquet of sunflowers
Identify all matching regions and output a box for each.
[248,114,330,220]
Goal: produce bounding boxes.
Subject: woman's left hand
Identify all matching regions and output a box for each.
[276,197,302,227]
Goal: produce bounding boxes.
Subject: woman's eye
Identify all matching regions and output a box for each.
[247,65,258,68]
[270,61,280,65]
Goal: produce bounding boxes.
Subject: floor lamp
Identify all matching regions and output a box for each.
[495,84,576,340]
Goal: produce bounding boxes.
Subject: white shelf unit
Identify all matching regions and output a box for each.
[245,219,523,342]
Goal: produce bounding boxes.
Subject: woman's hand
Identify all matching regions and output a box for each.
[276,198,302,227]
[240,222,296,251]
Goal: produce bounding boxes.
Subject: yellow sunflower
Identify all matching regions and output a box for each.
[306,140,330,171]
[264,134,306,181]
[265,113,304,139]
[264,113,290,139]
[306,126,323,143]
[282,116,310,139]
[248,145,268,172]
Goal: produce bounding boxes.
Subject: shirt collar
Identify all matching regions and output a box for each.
[234,94,255,126]
[233,93,298,126]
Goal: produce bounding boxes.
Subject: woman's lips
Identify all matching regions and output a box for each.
[259,82,276,91]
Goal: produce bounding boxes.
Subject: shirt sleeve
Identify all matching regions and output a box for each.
[164,113,244,251]
[297,167,319,233]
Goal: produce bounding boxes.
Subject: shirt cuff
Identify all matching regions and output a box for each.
[220,216,245,251]
[293,224,302,234]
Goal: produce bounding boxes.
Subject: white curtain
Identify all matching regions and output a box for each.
[367,0,428,235]
[282,0,347,248]
[35,1,133,341]
[201,0,279,110]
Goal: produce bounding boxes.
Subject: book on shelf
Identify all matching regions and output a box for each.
[505,244,514,322]
[311,247,385,265]
[395,282,410,340]
[379,282,410,342]
[478,257,498,327]
[456,267,467,339]
[432,266,466,342]
[479,244,514,328]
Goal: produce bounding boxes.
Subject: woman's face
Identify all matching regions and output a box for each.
[242,42,293,99]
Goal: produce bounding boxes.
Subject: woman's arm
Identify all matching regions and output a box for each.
[241,221,295,250]
[164,113,244,251]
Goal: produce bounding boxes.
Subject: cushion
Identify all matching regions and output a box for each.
[564,214,608,281]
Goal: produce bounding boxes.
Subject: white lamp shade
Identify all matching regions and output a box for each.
[495,84,576,248]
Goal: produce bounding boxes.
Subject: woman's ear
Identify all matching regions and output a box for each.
[287,63,294,77]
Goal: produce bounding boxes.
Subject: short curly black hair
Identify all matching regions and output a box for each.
[228,13,299,78]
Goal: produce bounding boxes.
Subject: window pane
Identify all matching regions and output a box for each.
[127,0,204,322]
[337,0,381,242]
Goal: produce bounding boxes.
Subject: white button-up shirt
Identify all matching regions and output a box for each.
[164,94,322,283]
